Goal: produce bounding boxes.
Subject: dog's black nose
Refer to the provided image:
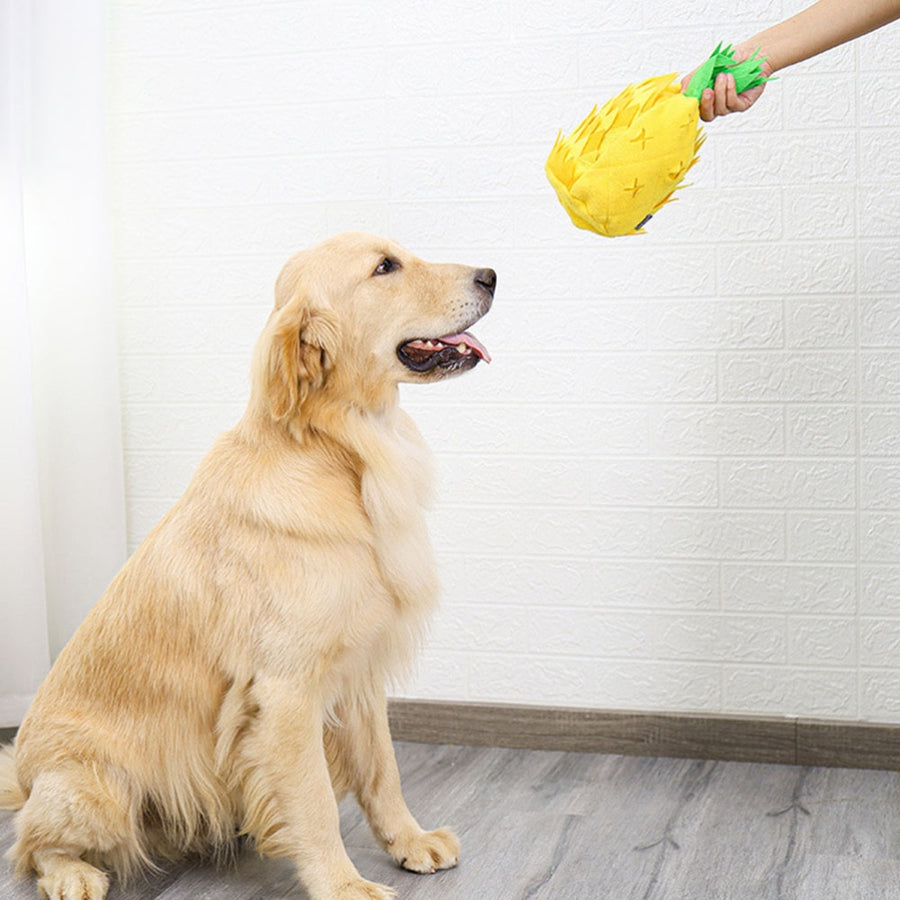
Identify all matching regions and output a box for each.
[474,268,497,297]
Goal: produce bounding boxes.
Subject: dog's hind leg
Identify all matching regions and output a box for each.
[11,764,142,900]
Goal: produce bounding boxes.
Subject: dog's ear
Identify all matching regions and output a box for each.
[264,303,340,420]
[258,261,341,421]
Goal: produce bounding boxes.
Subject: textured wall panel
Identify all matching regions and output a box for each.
[107,1,900,722]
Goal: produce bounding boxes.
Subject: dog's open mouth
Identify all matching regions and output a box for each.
[397,332,491,373]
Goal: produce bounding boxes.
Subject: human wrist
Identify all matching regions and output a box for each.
[735,32,782,74]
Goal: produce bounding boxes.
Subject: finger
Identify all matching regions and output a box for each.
[724,73,738,111]
[713,73,732,118]
[698,88,716,122]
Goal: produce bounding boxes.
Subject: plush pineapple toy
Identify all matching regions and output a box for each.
[546,44,770,237]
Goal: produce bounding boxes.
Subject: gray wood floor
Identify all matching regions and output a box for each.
[3,741,900,899]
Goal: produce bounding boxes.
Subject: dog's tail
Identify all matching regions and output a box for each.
[0,742,25,811]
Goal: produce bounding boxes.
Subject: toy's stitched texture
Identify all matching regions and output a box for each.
[546,44,771,238]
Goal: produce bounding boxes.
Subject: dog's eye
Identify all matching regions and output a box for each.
[374,257,399,276]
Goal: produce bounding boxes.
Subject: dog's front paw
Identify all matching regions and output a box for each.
[37,861,109,900]
[335,878,397,899]
[388,827,460,874]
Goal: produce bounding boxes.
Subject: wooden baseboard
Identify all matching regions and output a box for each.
[4,708,895,772]
[388,699,900,772]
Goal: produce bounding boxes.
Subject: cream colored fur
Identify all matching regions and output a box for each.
[0,233,494,900]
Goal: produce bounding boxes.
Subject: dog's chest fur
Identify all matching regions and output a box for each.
[192,403,440,691]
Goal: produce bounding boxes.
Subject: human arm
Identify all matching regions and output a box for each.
[683,0,900,120]
[745,0,900,73]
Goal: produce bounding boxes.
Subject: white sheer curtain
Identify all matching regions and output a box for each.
[0,0,126,726]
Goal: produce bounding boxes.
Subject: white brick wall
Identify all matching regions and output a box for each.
[107,0,900,721]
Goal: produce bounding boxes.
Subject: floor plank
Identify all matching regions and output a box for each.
[2,741,900,899]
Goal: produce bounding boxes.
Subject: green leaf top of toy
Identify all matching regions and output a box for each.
[683,42,773,101]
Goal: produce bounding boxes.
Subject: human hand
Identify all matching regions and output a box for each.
[680,51,774,121]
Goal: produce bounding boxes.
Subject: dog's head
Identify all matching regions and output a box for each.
[254,233,495,421]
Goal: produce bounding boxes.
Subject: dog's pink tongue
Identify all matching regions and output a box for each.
[441,332,491,363]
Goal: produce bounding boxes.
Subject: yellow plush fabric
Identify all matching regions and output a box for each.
[546,45,769,238]
[546,74,704,238]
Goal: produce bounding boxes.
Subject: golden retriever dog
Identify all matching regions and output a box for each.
[0,233,495,900]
